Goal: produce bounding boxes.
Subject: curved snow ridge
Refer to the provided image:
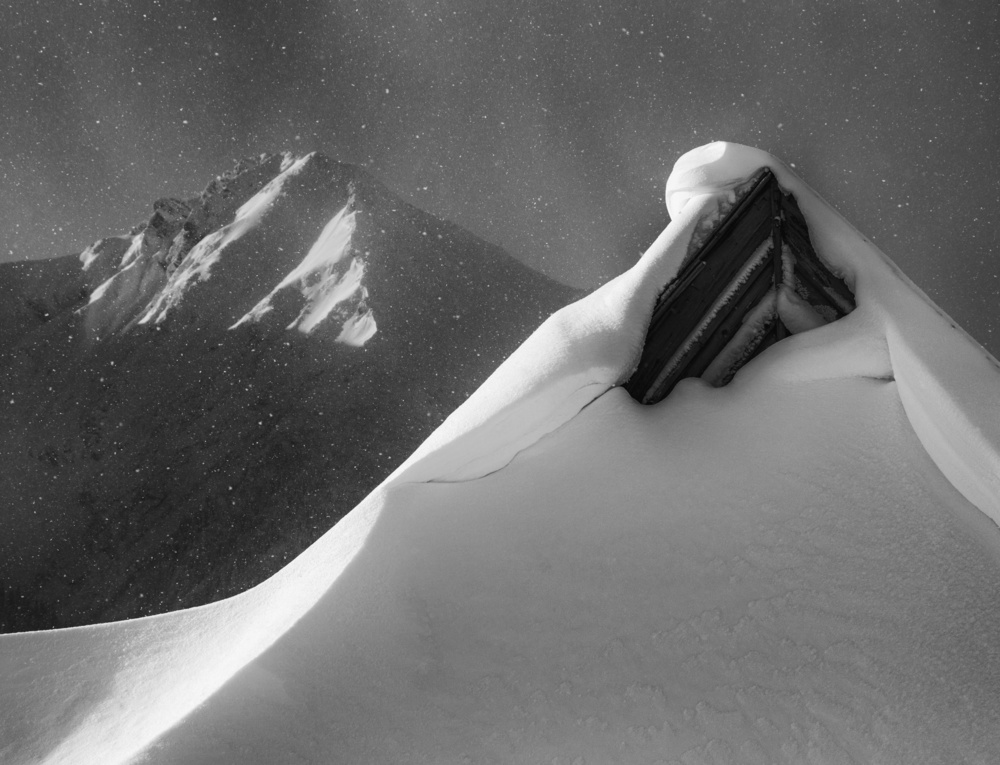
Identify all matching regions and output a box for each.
[418,379,614,484]
[139,155,314,326]
[668,142,1000,521]
[0,484,389,765]
[888,324,1000,524]
[388,190,722,485]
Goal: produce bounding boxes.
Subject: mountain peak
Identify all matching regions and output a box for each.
[78,151,378,338]
[0,154,582,631]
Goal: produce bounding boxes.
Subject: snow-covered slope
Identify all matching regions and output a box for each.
[2,143,999,764]
[0,154,580,630]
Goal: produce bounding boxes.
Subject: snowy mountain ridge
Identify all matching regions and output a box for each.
[229,202,373,342]
[0,153,581,631]
[78,152,378,343]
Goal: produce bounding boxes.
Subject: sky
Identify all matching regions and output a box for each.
[2,0,998,357]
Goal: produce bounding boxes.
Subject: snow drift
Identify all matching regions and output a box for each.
[2,143,999,764]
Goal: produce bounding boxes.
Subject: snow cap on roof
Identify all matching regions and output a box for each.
[396,142,1000,522]
[674,143,1000,521]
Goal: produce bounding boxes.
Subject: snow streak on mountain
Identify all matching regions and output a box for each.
[0,153,581,630]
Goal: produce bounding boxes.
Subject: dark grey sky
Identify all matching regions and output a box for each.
[2,0,998,356]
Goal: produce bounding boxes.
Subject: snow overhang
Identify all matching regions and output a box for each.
[656,142,1000,525]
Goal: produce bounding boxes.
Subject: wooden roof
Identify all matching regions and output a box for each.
[625,168,856,405]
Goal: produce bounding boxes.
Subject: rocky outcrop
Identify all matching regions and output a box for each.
[143,197,193,258]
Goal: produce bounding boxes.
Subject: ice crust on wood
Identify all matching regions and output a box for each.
[2,143,999,765]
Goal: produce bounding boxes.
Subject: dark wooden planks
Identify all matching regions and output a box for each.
[625,168,856,405]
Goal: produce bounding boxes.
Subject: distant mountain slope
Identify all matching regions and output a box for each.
[0,153,583,631]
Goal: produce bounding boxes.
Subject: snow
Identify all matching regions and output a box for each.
[138,155,313,326]
[282,203,356,290]
[284,210,360,334]
[3,143,1000,764]
[289,254,364,333]
[78,156,377,341]
[700,290,776,387]
[87,232,148,307]
[334,304,377,346]
[119,232,145,269]
[78,241,104,271]
[230,203,375,342]
[665,142,1000,522]
[88,268,126,306]
[776,285,828,334]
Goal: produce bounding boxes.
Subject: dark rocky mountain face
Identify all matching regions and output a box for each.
[0,153,583,631]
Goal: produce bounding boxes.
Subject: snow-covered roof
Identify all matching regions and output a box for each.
[2,143,999,765]
[625,166,857,403]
